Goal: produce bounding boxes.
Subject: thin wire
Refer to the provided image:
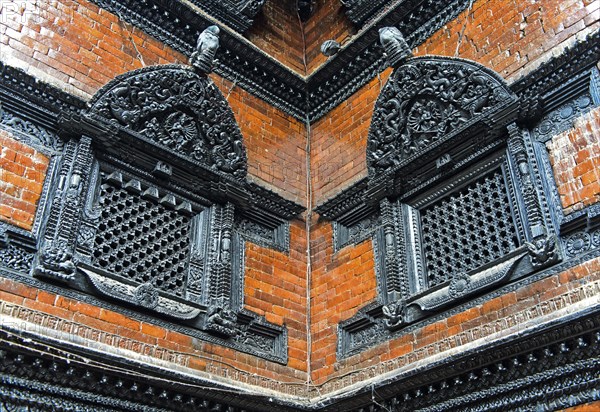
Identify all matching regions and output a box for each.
[114,8,147,67]
[454,0,474,57]
[295,0,315,400]
[371,385,392,412]
[225,74,239,101]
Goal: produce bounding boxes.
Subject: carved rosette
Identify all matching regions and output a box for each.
[366,57,513,175]
[87,65,247,180]
[448,272,471,299]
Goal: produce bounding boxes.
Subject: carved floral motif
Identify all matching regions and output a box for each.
[448,272,471,299]
[134,283,160,309]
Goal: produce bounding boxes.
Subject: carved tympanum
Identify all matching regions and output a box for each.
[87,65,247,180]
[367,56,513,175]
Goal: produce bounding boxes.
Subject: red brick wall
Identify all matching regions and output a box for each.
[304,0,354,73]
[0,130,48,230]
[310,69,392,204]
[0,0,307,203]
[246,0,307,74]
[0,0,187,98]
[547,106,600,214]
[310,223,377,380]
[213,75,307,204]
[0,275,308,383]
[247,0,355,75]
[1,0,599,400]
[308,255,600,388]
[0,0,309,386]
[309,0,600,386]
[245,223,308,371]
[413,0,600,81]
[309,0,600,206]
[561,401,600,411]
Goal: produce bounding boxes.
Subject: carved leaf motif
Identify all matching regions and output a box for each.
[0,110,63,151]
[88,65,247,180]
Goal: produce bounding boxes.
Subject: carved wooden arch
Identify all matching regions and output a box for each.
[87,64,247,181]
[366,56,516,176]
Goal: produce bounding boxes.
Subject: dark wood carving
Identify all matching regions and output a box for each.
[24,34,302,362]
[88,65,247,181]
[321,29,567,358]
[367,56,514,176]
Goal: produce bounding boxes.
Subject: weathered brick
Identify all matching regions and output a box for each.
[99,308,140,330]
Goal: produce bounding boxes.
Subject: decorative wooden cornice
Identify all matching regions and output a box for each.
[341,0,394,26]
[90,0,477,122]
[1,285,599,410]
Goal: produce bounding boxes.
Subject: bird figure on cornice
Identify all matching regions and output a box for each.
[191,25,220,74]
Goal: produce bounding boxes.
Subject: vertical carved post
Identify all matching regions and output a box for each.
[507,123,557,266]
[35,136,94,281]
[205,202,237,336]
[75,162,102,264]
[380,198,408,301]
[187,208,211,304]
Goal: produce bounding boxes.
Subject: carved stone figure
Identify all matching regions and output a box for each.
[378,27,412,67]
[191,25,220,74]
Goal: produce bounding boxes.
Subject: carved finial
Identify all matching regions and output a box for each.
[190,25,220,74]
[321,40,341,57]
[378,27,412,68]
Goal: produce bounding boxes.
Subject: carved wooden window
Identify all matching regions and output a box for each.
[420,168,518,286]
[383,159,523,300]
[317,49,561,358]
[28,63,301,363]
